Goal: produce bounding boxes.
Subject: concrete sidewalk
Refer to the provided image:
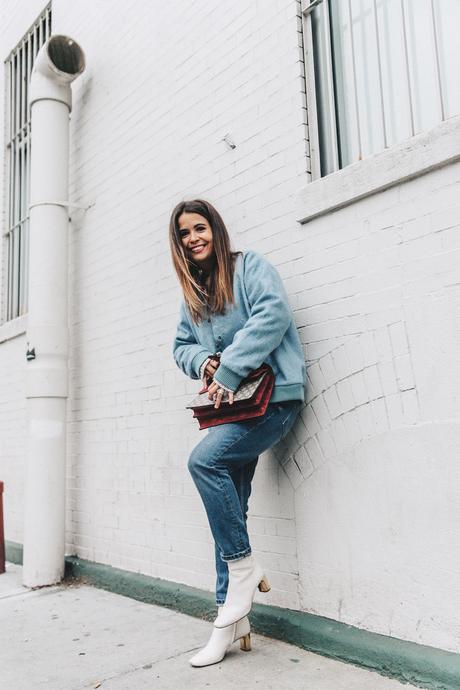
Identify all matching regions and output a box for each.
[1,562,420,690]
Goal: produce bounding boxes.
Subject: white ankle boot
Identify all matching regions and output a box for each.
[188,607,251,667]
[214,553,270,628]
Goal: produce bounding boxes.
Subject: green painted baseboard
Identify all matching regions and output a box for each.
[5,540,22,565]
[5,542,460,690]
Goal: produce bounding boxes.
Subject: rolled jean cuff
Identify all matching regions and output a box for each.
[220,547,252,562]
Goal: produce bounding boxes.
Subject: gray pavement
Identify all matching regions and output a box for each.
[1,562,420,690]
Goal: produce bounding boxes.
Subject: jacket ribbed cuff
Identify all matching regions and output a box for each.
[191,350,213,379]
[212,363,243,392]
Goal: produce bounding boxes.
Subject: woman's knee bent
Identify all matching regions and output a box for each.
[187,442,213,477]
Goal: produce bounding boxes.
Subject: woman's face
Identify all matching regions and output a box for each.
[178,212,215,270]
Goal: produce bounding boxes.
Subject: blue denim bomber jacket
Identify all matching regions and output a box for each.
[172,249,307,403]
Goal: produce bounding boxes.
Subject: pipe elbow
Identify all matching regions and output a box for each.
[30,35,86,110]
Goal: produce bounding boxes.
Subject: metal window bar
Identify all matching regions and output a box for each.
[320,0,339,173]
[347,0,362,161]
[302,0,324,15]
[3,5,51,322]
[430,0,445,122]
[400,0,415,138]
[372,0,387,149]
[302,0,449,178]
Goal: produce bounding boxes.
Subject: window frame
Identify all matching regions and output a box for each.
[301,0,455,181]
[302,0,339,179]
[302,0,335,179]
[2,4,52,325]
[295,112,460,225]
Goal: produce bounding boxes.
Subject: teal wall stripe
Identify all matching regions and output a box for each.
[5,540,23,565]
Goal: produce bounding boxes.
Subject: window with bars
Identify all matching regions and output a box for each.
[301,0,460,178]
[3,5,52,323]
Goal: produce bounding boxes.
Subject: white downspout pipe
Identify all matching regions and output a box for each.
[23,35,85,587]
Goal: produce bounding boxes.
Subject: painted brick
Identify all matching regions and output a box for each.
[369,398,390,435]
[363,364,383,400]
[323,386,342,419]
[349,371,369,407]
[336,378,356,413]
[394,353,416,392]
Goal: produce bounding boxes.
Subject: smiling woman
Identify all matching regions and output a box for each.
[168,198,305,668]
[168,199,241,325]
[178,213,215,269]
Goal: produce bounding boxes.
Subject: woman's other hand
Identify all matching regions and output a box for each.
[203,358,219,382]
[207,380,234,408]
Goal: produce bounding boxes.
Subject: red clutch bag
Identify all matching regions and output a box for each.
[185,356,275,430]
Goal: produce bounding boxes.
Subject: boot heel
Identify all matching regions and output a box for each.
[239,633,251,651]
[258,576,271,593]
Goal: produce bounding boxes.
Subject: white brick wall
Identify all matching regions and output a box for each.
[290,163,460,654]
[0,0,459,656]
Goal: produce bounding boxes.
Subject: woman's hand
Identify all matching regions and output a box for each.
[207,380,234,408]
[203,358,219,381]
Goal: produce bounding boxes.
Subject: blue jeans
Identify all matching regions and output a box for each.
[187,399,303,605]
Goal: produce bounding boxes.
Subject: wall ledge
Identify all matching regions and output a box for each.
[0,314,27,345]
[296,115,460,225]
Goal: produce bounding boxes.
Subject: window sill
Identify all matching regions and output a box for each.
[0,314,28,344]
[296,114,460,225]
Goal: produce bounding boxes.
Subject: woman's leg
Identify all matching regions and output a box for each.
[215,458,258,605]
[188,402,300,565]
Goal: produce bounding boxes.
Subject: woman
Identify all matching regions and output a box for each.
[170,199,306,667]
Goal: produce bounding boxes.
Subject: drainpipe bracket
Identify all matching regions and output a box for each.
[29,200,93,211]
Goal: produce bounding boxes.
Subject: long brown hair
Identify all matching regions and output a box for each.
[169,199,242,324]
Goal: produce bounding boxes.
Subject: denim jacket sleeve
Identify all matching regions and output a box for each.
[172,301,213,380]
[212,250,292,392]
